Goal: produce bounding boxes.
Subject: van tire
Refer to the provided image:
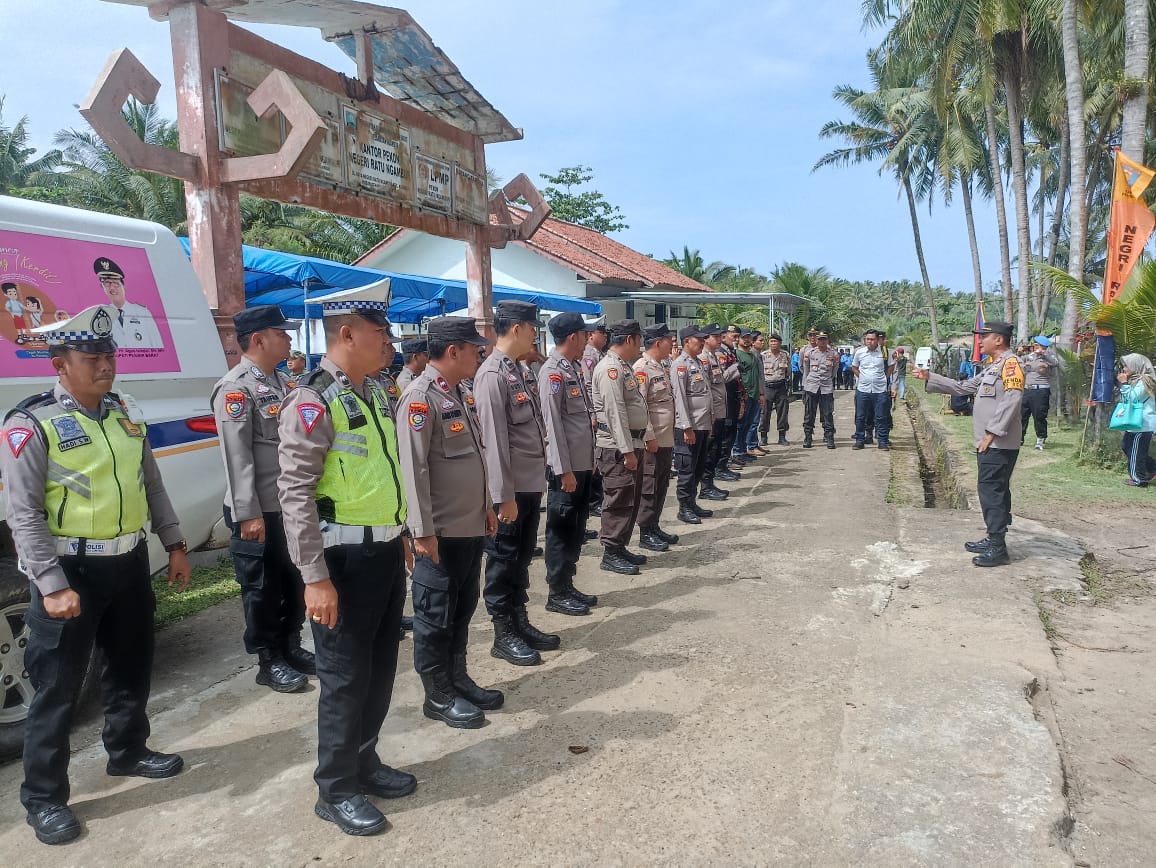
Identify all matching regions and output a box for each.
[0,558,101,763]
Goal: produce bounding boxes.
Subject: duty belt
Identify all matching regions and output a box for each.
[1025,384,1050,389]
[320,521,405,548]
[54,530,145,557]
[597,422,646,439]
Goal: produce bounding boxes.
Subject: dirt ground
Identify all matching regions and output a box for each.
[0,392,1151,866]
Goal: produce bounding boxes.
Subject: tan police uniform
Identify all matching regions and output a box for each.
[592,347,649,549]
[759,349,792,441]
[1019,347,1058,445]
[671,347,714,509]
[634,350,675,533]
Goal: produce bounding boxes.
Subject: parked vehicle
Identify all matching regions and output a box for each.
[0,197,228,759]
[914,346,934,370]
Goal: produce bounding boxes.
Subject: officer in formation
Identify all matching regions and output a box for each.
[671,325,717,524]
[758,332,792,446]
[211,306,314,694]
[800,330,839,448]
[1020,335,1057,450]
[537,312,600,616]
[474,300,559,666]
[278,285,414,836]
[591,319,651,575]
[913,321,1024,567]
[395,337,428,389]
[2,305,189,845]
[581,318,609,518]
[699,324,735,499]
[396,316,501,729]
[633,323,681,552]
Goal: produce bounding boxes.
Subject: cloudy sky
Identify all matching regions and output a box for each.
[2,0,1002,295]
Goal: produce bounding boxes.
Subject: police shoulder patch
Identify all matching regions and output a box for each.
[297,402,324,434]
[635,371,647,384]
[408,401,429,431]
[1001,358,1025,391]
[224,391,246,420]
[6,426,33,458]
[607,368,619,380]
[549,373,563,394]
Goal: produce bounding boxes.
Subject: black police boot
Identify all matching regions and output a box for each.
[639,528,670,552]
[972,543,1011,567]
[451,651,505,710]
[546,592,590,616]
[255,650,308,693]
[600,546,640,575]
[825,435,836,449]
[677,503,702,524]
[568,581,598,607]
[699,486,729,501]
[106,749,184,779]
[690,502,714,518]
[716,468,741,482]
[964,537,995,553]
[852,440,865,450]
[583,528,599,540]
[514,607,562,651]
[284,634,317,676]
[399,615,414,633]
[802,434,813,448]
[758,433,769,446]
[491,615,542,666]
[420,670,485,729]
[652,526,680,544]
[777,435,790,446]
[360,765,418,799]
[314,795,386,836]
[589,503,603,517]
[26,805,81,845]
[619,547,648,566]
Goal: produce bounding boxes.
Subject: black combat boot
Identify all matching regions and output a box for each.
[283,634,317,675]
[514,607,561,651]
[825,435,836,449]
[690,502,714,518]
[777,435,790,446]
[802,434,813,448]
[699,486,729,501]
[677,503,702,524]
[619,547,648,566]
[491,615,541,666]
[546,592,590,616]
[651,526,679,544]
[964,537,995,553]
[600,547,640,575]
[420,670,485,729]
[451,651,504,710]
[638,528,670,552]
[256,650,307,693]
[758,433,769,446]
[972,536,1011,567]
[716,468,741,482]
[568,582,598,606]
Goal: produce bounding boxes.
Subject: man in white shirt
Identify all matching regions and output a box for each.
[94,257,164,349]
[852,329,894,450]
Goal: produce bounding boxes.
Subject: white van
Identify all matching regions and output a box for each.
[0,197,228,758]
[914,346,934,370]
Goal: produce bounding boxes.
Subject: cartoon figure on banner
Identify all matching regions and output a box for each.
[3,282,31,343]
[2,281,56,349]
[95,256,164,349]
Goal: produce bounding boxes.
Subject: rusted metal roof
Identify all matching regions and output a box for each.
[105,0,522,143]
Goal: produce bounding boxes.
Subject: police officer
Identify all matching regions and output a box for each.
[396,316,500,728]
[671,325,715,524]
[287,349,308,380]
[374,325,403,415]
[278,285,414,836]
[93,257,164,349]
[211,305,312,693]
[913,321,1024,567]
[801,331,839,448]
[582,318,609,517]
[538,312,599,616]
[1,306,188,846]
[759,332,792,446]
[475,300,557,666]
[396,337,428,389]
[1020,335,1057,450]
[592,319,651,575]
[634,323,681,551]
[699,324,734,499]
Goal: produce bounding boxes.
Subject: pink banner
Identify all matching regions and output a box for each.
[0,230,180,377]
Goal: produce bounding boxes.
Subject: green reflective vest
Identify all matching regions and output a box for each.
[27,394,149,539]
[310,372,406,527]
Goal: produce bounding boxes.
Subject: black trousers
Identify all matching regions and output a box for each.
[1021,387,1050,441]
[588,470,603,511]
[802,391,835,438]
[313,537,406,802]
[976,447,1019,538]
[673,428,710,504]
[483,490,542,616]
[702,418,729,483]
[224,507,305,656]
[638,446,674,529]
[595,447,643,548]
[411,536,484,675]
[544,470,592,595]
[759,382,790,436]
[22,542,155,813]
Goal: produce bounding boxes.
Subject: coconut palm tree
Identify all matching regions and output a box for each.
[0,97,61,195]
[1120,0,1149,161]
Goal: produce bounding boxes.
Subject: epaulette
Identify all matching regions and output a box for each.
[5,391,56,423]
[301,368,334,391]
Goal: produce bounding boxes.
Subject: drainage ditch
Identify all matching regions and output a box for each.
[902,397,964,510]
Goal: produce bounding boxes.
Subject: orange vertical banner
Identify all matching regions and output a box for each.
[1103,152,1156,306]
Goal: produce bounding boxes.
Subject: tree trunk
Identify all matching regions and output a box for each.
[961,175,984,305]
[902,173,941,346]
[1060,0,1086,350]
[984,99,1015,322]
[1003,58,1034,341]
[1121,0,1149,161]
[1047,115,1070,271]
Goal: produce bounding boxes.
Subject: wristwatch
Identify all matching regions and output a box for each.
[164,539,188,553]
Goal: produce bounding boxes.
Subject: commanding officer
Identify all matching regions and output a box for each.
[278,285,414,837]
[212,305,313,694]
[396,337,428,389]
[759,332,792,446]
[592,319,651,575]
[634,323,680,552]
[396,316,500,729]
[913,321,1024,567]
[671,325,715,524]
[474,300,558,666]
[801,331,839,449]
[1020,335,1058,450]
[2,306,188,846]
[93,257,163,349]
[699,324,734,499]
[538,312,599,616]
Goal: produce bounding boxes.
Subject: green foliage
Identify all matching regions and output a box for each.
[0,96,61,195]
[1043,262,1156,358]
[539,165,628,234]
[153,558,240,627]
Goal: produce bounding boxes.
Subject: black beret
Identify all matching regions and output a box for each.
[495,300,539,323]
[427,315,491,345]
[547,311,588,341]
[233,305,299,339]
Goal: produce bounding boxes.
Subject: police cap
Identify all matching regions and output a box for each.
[701,323,724,336]
[32,304,118,354]
[975,320,1013,341]
[233,305,300,339]
[547,311,588,342]
[495,300,539,324]
[93,257,125,279]
[310,280,393,332]
[401,338,429,356]
[643,322,673,342]
[608,319,642,338]
[679,324,707,341]
[427,316,491,346]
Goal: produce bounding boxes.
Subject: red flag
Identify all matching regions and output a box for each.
[971,300,985,363]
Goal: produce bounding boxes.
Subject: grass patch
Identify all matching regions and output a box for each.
[153,556,239,628]
[1079,553,1109,605]
[1036,598,1061,643]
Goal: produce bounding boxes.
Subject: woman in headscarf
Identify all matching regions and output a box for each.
[1116,352,1156,487]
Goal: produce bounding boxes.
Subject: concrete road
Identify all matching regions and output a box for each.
[0,395,1076,865]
